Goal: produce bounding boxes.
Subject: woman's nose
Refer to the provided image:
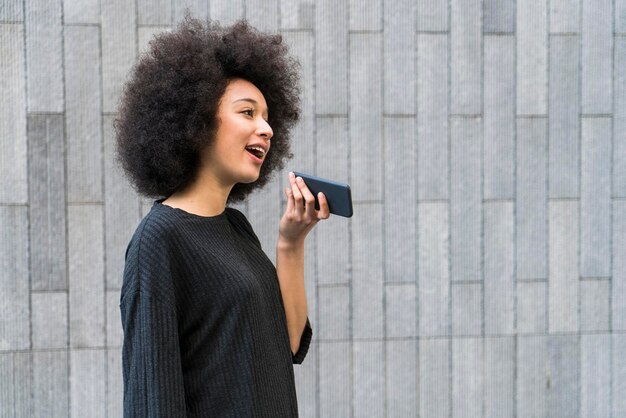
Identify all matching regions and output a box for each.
[258,118,273,140]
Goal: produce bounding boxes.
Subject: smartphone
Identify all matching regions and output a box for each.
[292,171,353,218]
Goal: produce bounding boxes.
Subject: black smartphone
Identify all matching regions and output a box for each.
[292,171,353,218]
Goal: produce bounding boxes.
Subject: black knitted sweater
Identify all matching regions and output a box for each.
[120,200,312,417]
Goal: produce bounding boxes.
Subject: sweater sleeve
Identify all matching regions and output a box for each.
[120,291,187,417]
[292,318,313,364]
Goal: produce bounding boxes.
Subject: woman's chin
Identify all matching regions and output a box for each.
[238,172,261,184]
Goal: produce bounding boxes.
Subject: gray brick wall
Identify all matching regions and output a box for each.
[1,1,624,417]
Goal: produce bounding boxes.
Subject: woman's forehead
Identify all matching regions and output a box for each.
[223,79,268,113]
[224,79,265,102]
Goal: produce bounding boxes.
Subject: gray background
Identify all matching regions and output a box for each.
[1,0,625,416]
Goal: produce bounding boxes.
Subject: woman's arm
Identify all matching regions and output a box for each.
[121,291,187,416]
[276,172,330,354]
[275,238,308,354]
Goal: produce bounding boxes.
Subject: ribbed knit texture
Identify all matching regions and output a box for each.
[120,200,312,417]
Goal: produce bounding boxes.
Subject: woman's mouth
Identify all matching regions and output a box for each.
[246,146,265,163]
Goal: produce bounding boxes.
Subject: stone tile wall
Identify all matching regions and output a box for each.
[1,0,624,416]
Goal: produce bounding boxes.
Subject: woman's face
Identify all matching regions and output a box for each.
[202,78,274,187]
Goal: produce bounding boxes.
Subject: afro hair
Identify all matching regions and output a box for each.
[115,17,300,202]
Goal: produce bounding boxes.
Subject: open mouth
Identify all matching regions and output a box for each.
[245,146,266,160]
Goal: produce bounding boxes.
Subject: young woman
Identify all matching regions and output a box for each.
[115,17,328,417]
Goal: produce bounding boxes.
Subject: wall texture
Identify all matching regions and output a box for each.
[1,0,625,417]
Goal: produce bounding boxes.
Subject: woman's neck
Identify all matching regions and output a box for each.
[162,171,232,217]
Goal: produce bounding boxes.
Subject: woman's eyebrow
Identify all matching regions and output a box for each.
[233,98,259,105]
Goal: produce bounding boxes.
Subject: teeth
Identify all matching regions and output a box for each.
[246,146,265,156]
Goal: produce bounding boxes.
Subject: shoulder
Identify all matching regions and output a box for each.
[224,206,249,226]
[137,203,180,242]
[225,207,262,248]
[126,206,176,264]
[122,203,180,303]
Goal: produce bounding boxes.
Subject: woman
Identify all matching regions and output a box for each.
[115,17,328,417]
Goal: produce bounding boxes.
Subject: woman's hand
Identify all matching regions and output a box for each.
[278,172,330,247]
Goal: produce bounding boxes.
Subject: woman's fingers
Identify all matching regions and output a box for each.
[288,172,304,213]
[287,172,331,222]
[295,176,317,219]
[284,187,295,213]
[317,192,330,219]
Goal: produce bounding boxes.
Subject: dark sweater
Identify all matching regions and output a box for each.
[120,201,312,417]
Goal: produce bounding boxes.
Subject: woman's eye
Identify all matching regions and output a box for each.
[242,109,254,116]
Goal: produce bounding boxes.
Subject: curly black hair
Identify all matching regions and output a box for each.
[115,17,300,202]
